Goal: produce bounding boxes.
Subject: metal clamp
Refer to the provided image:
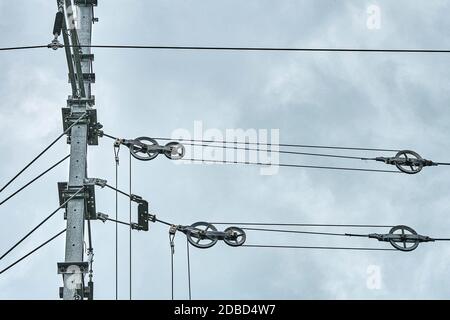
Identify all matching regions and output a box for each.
[97,212,108,222]
[57,262,89,275]
[61,108,101,145]
[49,39,63,50]
[58,181,96,220]
[130,194,143,202]
[74,0,98,5]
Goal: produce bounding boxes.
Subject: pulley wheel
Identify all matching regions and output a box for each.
[223,227,246,247]
[130,137,160,161]
[394,150,423,174]
[164,142,185,160]
[186,222,218,249]
[388,225,420,252]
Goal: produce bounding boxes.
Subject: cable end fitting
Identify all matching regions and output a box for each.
[48,40,63,50]
[130,194,143,203]
[84,178,107,188]
[97,212,109,223]
[131,223,141,231]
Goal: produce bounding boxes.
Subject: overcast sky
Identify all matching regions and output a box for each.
[1,0,450,300]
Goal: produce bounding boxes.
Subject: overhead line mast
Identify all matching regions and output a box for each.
[54,0,99,300]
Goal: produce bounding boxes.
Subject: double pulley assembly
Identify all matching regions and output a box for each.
[114,137,185,161]
[174,222,247,249]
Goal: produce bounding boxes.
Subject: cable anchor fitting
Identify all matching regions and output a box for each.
[169,225,177,254]
[96,212,109,223]
[113,139,121,165]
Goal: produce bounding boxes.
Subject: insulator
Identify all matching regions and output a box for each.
[53,11,64,37]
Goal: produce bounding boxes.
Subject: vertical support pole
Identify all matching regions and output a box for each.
[60,0,97,300]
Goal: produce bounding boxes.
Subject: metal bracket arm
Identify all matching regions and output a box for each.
[62,108,102,145]
[84,178,107,188]
[57,262,89,300]
[57,262,89,274]
[58,182,97,220]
